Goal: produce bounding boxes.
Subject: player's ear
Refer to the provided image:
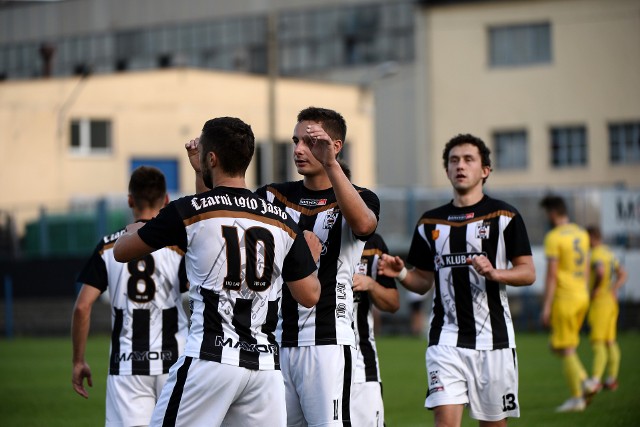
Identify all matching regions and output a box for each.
[163,194,169,207]
[127,194,134,208]
[482,165,491,179]
[333,139,343,157]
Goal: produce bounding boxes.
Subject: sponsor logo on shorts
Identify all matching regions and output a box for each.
[214,336,278,354]
[428,370,444,394]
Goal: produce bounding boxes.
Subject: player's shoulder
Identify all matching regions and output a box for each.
[99,227,127,248]
[365,233,386,250]
[482,195,521,216]
[257,180,302,197]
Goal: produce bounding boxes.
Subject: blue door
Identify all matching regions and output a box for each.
[130,158,179,193]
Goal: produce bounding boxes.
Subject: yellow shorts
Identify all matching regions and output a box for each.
[588,294,619,342]
[550,295,589,350]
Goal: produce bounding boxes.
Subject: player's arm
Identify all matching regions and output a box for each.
[353,274,400,313]
[185,137,210,194]
[468,254,535,286]
[113,222,155,262]
[378,253,434,295]
[541,258,558,327]
[71,284,102,399]
[612,262,628,295]
[287,275,321,308]
[590,260,605,298]
[306,124,377,236]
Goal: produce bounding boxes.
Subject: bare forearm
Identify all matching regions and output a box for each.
[72,308,91,364]
[325,162,377,236]
[399,268,434,295]
[369,285,400,313]
[492,264,536,287]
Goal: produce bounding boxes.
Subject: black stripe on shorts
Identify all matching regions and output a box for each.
[162,356,193,427]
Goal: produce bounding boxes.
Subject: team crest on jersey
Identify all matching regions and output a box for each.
[323,210,340,229]
[447,212,474,221]
[431,230,440,240]
[476,222,491,240]
[356,259,368,275]
[299,198,327,207]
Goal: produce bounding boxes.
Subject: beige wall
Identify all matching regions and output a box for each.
[0,69,374,230]
[420,0,640,190]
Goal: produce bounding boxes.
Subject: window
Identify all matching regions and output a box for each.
[70,119,112,155]
[550,126,587,167]
[489,23,552,67]
[494,130,528,170]
[609,122,640,164]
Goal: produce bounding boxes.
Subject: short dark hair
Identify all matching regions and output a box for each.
[586,225,601,240]
[297,106,347,143]
[442,134,492,184]
[540,194,568,216]
[128,166,166,209]
[200,117,255,176]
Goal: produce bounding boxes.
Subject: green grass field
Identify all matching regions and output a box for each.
[1,332,639,426]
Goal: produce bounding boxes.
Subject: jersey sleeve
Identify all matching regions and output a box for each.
[370,235,396,289]
[407,222,435,272]
[282,232,317,282]
[543,230,558,259]
[254,185,267,199]
[354,188,381,241]
[137,202,188,251]
[504,213,533,260]
[76,241,109,292]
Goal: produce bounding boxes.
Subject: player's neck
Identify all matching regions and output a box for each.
[133,207,161,222]
[452,188,484,208]
[553,216,570,227]
[303,172,332,192]
[213,175,247,190]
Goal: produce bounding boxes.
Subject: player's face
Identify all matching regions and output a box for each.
[446,143,489,194]
[292,120,324,176]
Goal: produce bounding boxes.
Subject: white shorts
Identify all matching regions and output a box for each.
[425,345,520,422]
[105,373,167,427]
[150,356,286,427]
[281,345,356,427]
[351,381,384,427]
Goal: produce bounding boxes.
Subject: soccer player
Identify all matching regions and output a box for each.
[352,232,399,427]
[585,225,627,392]
[113,117,321,426]
[255,106,380,426]
[539,195,593,412]
[71,166,189,427]
[379,134,535,427]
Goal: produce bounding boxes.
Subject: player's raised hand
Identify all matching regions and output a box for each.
[72,361,93,399]
[378,253,405,278]
[303,230,322,263]
[305,124,339,168]
[185,137,201,173]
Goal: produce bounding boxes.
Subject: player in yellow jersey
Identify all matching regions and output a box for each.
[540,195,593,412]
[585,225,627,393]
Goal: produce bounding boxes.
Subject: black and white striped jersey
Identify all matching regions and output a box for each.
[407,195,532,350]
[256,181,380,348]
[78,225,188,376]
[137,186,317,371]
[354,233,396,383]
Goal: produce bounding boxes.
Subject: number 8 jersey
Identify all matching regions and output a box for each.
[137,186,317,371]
[77,224,189,376]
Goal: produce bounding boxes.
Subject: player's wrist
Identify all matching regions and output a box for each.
[397,266,408,282]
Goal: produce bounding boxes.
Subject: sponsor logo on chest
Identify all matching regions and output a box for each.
[299,198,327,207]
